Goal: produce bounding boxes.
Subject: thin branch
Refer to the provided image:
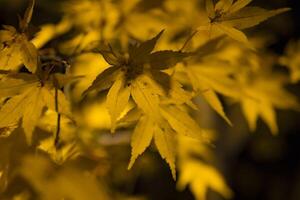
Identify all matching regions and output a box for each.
[54,87,61,148]
[180,30,198,52]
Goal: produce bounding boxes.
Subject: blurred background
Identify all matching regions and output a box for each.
[0,0,299,200]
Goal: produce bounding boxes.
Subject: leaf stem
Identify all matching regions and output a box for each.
[54,88,61,148]
[180,30,198,52]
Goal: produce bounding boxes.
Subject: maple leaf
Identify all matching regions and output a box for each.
[0,0,38,72]
[127,116,155,170]
[186,61,239,125]
[83,31,205,178]
[126,102,207,179]
[127,115,177,179]
[153,121,177,179]
[238,73,299,134]
[85,30,191,132]
[0,71,71,144]
[160,79,197,109]
[160,105,205,140]
[178,161,233,200]
[106,76,131,132]
[202,0,290,46]
[177,133,232,200]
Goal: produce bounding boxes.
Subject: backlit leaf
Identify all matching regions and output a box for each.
[154,122,177,179]
[22,87,45,144]
[0,89,33,129]
[131,75,162,118]
[128,116,155,169]
[20,38,38,73]
[222,7,291,29]
[161,105,204,140]
[106,77,131,132]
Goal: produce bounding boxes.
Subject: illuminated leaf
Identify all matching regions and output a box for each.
[19,38,38,73]
[131,75,162,118]
[239,73,299,134]
[241,98,258,132]
[162,80,196,109]
[0,0,38,72]
[128,116,155,169]
[201,88,232,126]
[204,0,290,46]
[0,89,33,130]
[178,161,233,200]
[0,73,38,97]
[223,7,290,29]
[42,86,72,117]
[161,105,204,140]
[0,42,23,71]
[22,87,45,144]
[187,64,240,99]
[154,122,177,179]
[215,23,249,45]
[0,72,71,143]
[119,107,142,125]
[106,77,131,132]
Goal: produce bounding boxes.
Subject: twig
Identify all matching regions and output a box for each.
[180,30,198,52]
[54,87,61,148]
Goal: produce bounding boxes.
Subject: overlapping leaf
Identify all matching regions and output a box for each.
[0,0,38,72]
[202,0,290,46]
[0,73,71,144]
[84,31,205,178]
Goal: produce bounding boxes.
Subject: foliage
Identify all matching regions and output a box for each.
[0,0,298,199]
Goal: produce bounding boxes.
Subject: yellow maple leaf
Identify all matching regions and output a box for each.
[239,73,299,134]
[0,72,71,144]
[202,0,290,46]
[186,61,239,125]
[0,0,38,72]
[177,133,232,200]
[85,30,191,132]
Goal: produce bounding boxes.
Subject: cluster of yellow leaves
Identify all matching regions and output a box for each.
[238,72,299,134]
[0,0,80,148]
[84,31,201,179]
[0,72,71,143]
[201,0,290,46]
[186,40,299,135]
[177,134,232,200]
[0,0,298,200]
[0,0,37,72]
